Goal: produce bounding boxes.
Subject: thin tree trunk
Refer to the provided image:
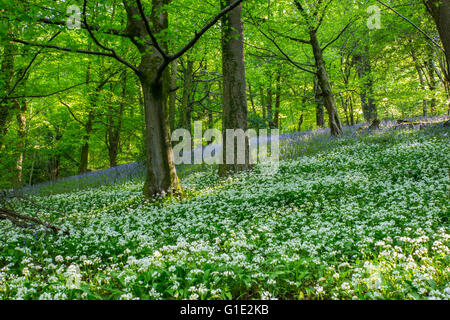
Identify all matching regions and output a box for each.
[259,86,267,124]
[181,57,193,135]
[349,95,355,125]
[425,57,437,115]
[411,48,429,116]
[355,47,377,122]
[266,75,274,128]
[248,82,257,113]
[28,148,36,185]
[168,59,178,132]
[14,99,26,187]
[79,57,95,174]
[314,75,325,128]
[340,94,349,126]
[107,72,126,168]
[297,113,304,132]
[274,73,281,129]
[0,40,17,150]
[79,111,94,174]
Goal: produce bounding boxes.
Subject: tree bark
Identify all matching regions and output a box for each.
[248,82,257,114]
[348,95,355,125]
[340,94,350,126]
[168,59,178,132]
[354,47,377,122]
[425,57,437,114]
[297,113,304,132]
[314,75,325,128]
[310,30,342,136]
[274,73,281,129]
[123,0,181,197]
[14,98,26,187]
[266,74,274,128]
[218,0,250,176]
[107,72,126,168]
[181,57,193,134]
[411,48,429,116]
[259,86,267,123]
[424,0,450,82]
[0,40,17,150]
[79,110,94,174]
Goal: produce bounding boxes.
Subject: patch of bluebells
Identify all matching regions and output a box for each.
[13,116,448,196]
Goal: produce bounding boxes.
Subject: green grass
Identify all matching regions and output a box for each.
[0,126,449,300]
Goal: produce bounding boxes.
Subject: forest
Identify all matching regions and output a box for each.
[0,0,449,302]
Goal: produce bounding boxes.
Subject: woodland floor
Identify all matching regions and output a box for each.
[0,120,449,300]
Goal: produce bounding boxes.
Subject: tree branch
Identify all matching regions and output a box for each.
[37,17,130,38]
[135,0,168,59]
[82,0,140,74]
[157,0,245,78]
[376,0,445,52]
[0,31,62,105]
[58,97,85,126]
[3,80,118,100]
[321,19,355,52]
[12,38,140,73]
[0,207,70,235]
[250,15,316,74]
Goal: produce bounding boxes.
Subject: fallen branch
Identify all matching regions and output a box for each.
[0,207,70,235]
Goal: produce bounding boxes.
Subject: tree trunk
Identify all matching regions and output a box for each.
[266,75,274,128]
[14,98,26,187]
[314,75,325,128]
[181,57,193,134]
[424,0,450,83]
[168,59,178,132]
[79,58,96,174]
[411,48,429,116]
[425,57,437,114]
[355,47,377,122]
[444,80,450,116]
[349,95,355,125]
[340,94,350,126]
[140,74,181,197]
[218,0,250,176]
[248,82,257,113]
[309,30,342,136]
[274,73,281,129]
[123,0,182,197]
[107,73,126,168]
[0,40,17,150]
[297,113,304,132]
[259,86,267,124]
[79,111,93,174]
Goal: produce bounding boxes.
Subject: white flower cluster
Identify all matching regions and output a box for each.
[0,126,448,300]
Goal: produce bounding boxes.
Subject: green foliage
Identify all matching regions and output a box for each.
[0,0,449,188]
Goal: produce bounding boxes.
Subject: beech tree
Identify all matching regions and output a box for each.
[219,0,251,176]
[8,0,244,197]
